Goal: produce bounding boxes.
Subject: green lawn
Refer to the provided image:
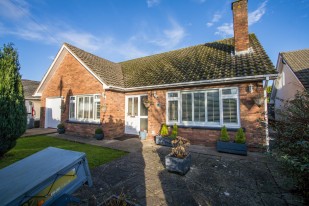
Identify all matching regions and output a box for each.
[0,136,128,169]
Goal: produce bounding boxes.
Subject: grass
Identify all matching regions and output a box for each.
[0,136,128,169]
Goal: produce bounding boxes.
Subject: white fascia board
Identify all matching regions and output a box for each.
[34,45,66,96]
[64,45,108,88]
[107,74,278,92]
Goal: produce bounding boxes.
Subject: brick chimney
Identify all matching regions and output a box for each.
[232,0,249,54]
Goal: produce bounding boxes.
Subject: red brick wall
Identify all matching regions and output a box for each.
[232,0,249,53]
[125,82,266,149]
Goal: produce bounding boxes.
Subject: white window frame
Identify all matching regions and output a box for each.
[69,94,100,123]
[166,87,240,128]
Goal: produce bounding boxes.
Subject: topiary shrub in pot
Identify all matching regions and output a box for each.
[216,126,247,156]
[155,123,176,147]
[57,123,65,134]
[165,136,191,175]
[94,128,104,140]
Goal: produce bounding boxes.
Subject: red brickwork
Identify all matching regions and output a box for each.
[232,0,249,53]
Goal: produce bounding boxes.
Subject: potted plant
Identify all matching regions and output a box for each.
[103,191,139,206]
[139,129,147,140]
[57,123,65,134]
[94,128,104,140]
[155,123,177,147]
[216,126,247,155]
[165,136,191,175]
[143,99,152,109]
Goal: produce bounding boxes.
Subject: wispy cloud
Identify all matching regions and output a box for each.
[248,1,267,25]
[150,18,186,49]
[192,0,206,3]
[147,0,161,8]
[0,0,30,20]
[207,13,222,27]
[215,0,268,37]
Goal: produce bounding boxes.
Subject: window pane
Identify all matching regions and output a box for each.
[207,91,220,123]
[78,97,83,118]
[89,97,93,119]
[223,98,238,124]
[140,118,148,131]
[134,97,138,116]
[168,93,178,98]
[140,96,148,116]
[194,93,205,122]
[222,88,237,95]
[84,97,89,118]
[69,102,75,119]
[128,98,132,116]
[168,100,178,121]
[182,93,192,121]
[96,102,100,120]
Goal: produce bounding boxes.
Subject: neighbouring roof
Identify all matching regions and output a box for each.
[281,49,309,90]
[22,79,40,99]
[64,33,276,89]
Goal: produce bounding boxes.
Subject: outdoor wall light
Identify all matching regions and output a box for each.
[248,84,254,93]
[102,92,106,99]
[101,104,107,113]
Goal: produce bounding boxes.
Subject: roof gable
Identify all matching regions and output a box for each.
[281,49,309,90]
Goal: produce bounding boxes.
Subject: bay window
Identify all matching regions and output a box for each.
[69,94,101,122]
[166,87,239,127]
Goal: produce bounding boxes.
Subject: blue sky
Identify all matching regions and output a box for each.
[0,0,309,81]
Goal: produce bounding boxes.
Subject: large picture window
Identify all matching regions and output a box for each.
[166,87,239,127]
[69,94,100,122]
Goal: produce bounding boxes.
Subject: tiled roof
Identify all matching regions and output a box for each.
[281,49,309,90]
[65,33,276,89]
[64,43,124,87]
[120,34,276,88]
[22,79,40,99]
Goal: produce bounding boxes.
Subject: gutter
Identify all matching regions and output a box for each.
[106,74,278,92]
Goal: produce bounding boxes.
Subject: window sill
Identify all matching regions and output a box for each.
[166,124,245,132]
[66,120,101,125]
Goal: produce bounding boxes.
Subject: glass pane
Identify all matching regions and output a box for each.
[96,102,100,120]
[140,96,148,116]
[222,88,237,95]
[128,98,132,116]
[194,93,205,122]
[140,118,148,131]
[168,100,178,121]
[78,97,83,118]
[182,93,192,121]
[84,97,89,118]
[223,98,238,123]
[134,97,138,116]
[207,91,220,123]
[168,93,178,98]
[89,97,93,119]
[69,102,75,119]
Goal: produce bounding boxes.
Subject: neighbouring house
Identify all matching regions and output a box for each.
[34,0,277,149]
[22,79,41,128]
[270,49,309,118]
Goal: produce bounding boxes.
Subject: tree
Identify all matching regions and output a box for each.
[0,43,27,157]
[220,125,230,142]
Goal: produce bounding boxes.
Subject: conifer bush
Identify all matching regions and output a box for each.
[235,128,246,144]
[220,125,230,142]
[160,123,169,137]
[171,124,178,138]
[0,43,27,156]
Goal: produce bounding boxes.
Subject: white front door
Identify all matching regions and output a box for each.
[45,97,62,128]
[125,95,148,135]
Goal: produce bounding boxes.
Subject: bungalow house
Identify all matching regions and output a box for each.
[22,79,41,128]
[270,49,309,117]
[34,0,277,149]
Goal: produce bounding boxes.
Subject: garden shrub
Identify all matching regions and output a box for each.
[220,125,230,142]
[171,124,178,138]
[235,128,246,144]
[272,91,309,198]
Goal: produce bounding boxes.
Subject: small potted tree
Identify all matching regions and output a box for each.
[155,123,177,147]
[216,126,247,156]
[57,123,65,134]
[165,136,191,175]
[94,127,104,140]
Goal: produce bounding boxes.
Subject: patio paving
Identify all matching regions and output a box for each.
[53,135,305,206]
